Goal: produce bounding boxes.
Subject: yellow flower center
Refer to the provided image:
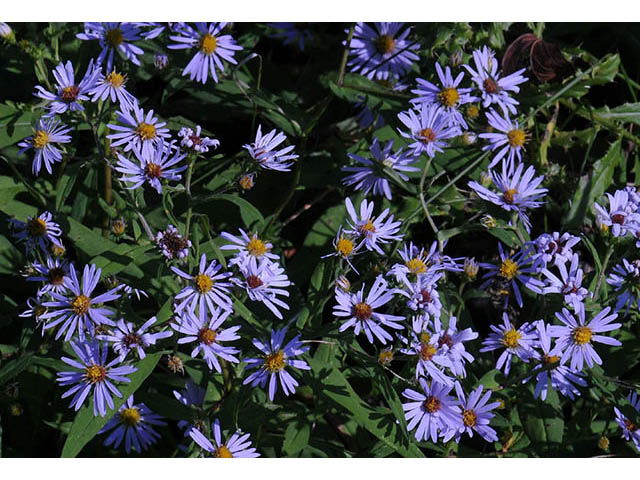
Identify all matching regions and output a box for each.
[52,244,66,257]
[71,294,91,315]
[419,332,431,344]
[625,419,638,432]
[503,188,518,204]
[195,274,213,293]
[359,220,376,235]
[420,342,437,361]
[264,350,285,373]
[423,396,441,413]
[120,407,141,426]
[105,28,124,47]
[466,104,480,119]
[27,217,47,237]
[542,354,560,366]
[572,326,592,345]
[200,33,218,55]
[507,129,526,148]
[462,409,477,427]
[405,257,427,275]
[85,364,106,384]
[378,350,393,365]
[107,71,125,88]
[336,237,354,257]
[111,219,126,236]
[375,34,395,54]
[247,237,267,257]
[198,327,217,345]
[32,130,50,149]
[501,328,521,349]
[35,305,47,317]
[239,175,255,190]
[136,122,157,141]
[438,87,460,107]
[499,259,519,280]
[214,445,233,458]
[353,302,373,320]
[419,128,436,144]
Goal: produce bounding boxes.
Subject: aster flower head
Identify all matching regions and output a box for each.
[18,117,72,175]
[219,228,279,267]
[614,392,640,452]
[99,316,173,361]
[168,22,242,84]
[402,379,462,443]
[40,263,122,341]
[479,109,528,171]
[171,307,240,373]
[480,313,538,376]
[434,316,478,378]
[173,380,205,432]
[541,253,589,311]
[107,103,171,158]
[479,243,544,308]
[172,254,234,315]
[469,161,548,233]
[230,257,291,320]
[399,328,453,385]
[190,419,260,458]
[464,45,528,116]
[269,22,313,51]
[243,327,310,402]
[397,103,461,158]
[411,62,477,128]
[342,138,419,200]
[114,140,187,194]
[397,272,443,323]
[156,224,191,260]
[9,211,63,254]
[320,226,364,274]
[551,306,622,371]
[99,396,166,453]
[454,383,500,443]
[343,197,403,255]
[530,231,581,267]
[34,59,99,116]
[89,67,137,112]
[178,125,220,154]
[347,22,420,81]
[77,22,144,72]
[333,274,404,345]
[243,124,299,172]
[56,339,137,417]
[19,296,48,322]
[607,258,640,314]
[26,255,70,297]
[594,189,640,238]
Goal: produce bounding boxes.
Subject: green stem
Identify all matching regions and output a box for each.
[594,243,614,299]
[418,156,441,251]
[184,155,196,242]
[337,24,356,86]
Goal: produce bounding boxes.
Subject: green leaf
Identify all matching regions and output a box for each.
[0,352,34,386]
[0,103,38,149]
[591,102,640,126]
[60,352,162,458]
[191,193,264,231]
[282,420,311,456]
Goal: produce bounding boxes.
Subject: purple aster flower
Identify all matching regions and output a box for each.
[114,140,187,194]
[219,228,279,267]
[40,263,122,341]
[614,392,640,452]
[34,59,99,116]
[99,395,166,453]
[411,63,477,128]
[526,321,586,401]
[464,45,528,116]
[190,419,260,458]
[454,383,500,443]
[26,255,70,296]
[320,226,364,274]
[89,67,137,112]
[230,257,291,320]
[551,306,622,371]
[243,124,299,172]
[18,117,72,175]
[402,379,462,443]
[56,339,137,417]
[479,109,528,171]
[480,313,537,376]
[19,296,48,323]
[530,231,580,267]
[389,241,437,279]
[479,243,544,308]
[178,125,220,154]
[133,22,166,40]
[243,327,310,402]
[607,258,640,314]
[0,22,12,39]
[99,316,172,361]
[346,22,420,81]
[172,253,234,315]
[396,272,443,323]
[77,22,144,71]
[333,274,404,344]
[434,316,478,378]
[173,380,205,432]
[469,161,548,232]
[342,138,419,200]
[171,307,240,373]
[541,253,589,311]
[9,211,63,254]
[399,328,454,385]
[343,197,403,255]
[156,224,191,260]
[107,103,171,158]
[154,52,169,70]
[268,22,313,51]
[397,103,461,158]
[168,22,242,84]
[594,189,640,238]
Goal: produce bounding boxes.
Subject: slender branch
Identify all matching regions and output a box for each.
[594,243,615,299]
[337,24,356,86]
[184,155,196,241]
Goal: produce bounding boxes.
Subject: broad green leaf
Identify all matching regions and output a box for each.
[191,193,264,231]
[0,352,34,385]
[282,420,311,456]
